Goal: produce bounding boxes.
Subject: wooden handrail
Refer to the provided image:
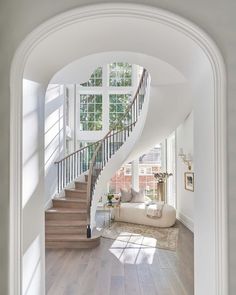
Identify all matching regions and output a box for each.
[54,68,149,235]
[101,69,146,140]
[55,69,146,165]
[54,141,99,164]
[86,69,148,230]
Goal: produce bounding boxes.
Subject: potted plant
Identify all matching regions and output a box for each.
[107,193,114,205]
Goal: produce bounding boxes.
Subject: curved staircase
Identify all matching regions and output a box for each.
[45,175,100,248]
[45,69,150,249]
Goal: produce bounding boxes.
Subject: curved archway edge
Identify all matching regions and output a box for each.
[9,3,227,295]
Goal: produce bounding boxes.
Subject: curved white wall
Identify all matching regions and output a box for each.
[90,75,151,228]
[11,5,226,295]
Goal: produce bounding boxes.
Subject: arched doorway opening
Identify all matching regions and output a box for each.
[10,4,227,295]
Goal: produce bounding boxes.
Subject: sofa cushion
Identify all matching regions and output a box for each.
[120,188,132,202]
[130,188,145,203]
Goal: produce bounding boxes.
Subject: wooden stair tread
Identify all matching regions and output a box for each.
[53,197,87,203]
[46,220,87,226]
[65,188,87,193]
[46,208,86,213]
[46,234,100,241]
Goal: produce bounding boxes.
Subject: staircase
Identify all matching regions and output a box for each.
[45,175,100,248]
[45,69,150,249]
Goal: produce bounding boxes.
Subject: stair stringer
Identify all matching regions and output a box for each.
[90,79,151,229]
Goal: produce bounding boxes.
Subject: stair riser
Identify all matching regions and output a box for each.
[45,212,87,221]
[75,182,87,190]
[65,191,87,199]
[52,200,87,209]
[45,226,87,235]
[45,239,100,249]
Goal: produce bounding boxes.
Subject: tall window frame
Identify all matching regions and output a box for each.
[65,63,141,153]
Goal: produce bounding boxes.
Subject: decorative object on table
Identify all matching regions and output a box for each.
[154,172,173,203]
[114,194,120,201]
[107,193,114,205]
[184,172,194,191]
[178,148,193,170]
[103,201,120,227]
[102,221,179,251]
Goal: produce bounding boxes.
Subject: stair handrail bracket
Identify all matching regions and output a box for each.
[87,69,150,235]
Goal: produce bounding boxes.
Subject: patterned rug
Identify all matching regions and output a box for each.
[102,221,179,251]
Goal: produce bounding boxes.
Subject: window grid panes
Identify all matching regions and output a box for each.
[139,145,162,200]
[80,67,103,87]
[109,165,132,193]
[109,94,131,129]
[109,62,132,87]
[80,94,102,131]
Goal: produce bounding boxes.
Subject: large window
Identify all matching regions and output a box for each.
[109,164,132,193]
[79,94,102,131]
[80,67,103,87]
[166,132,176,208]
[139,145,162,199]
[109,62,132,87]
[109,94,131,129]
[108,145,162,199]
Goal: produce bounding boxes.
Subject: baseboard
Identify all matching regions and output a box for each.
[177,211,194,232]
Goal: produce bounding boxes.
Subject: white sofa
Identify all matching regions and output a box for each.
[114,202,176,227]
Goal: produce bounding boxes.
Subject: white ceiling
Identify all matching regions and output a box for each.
[51,51,186,86]
[23,12,213,156]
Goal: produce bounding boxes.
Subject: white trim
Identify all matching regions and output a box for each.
[9,3,227,295]
[44,199,53,210]
[177,212,194,232]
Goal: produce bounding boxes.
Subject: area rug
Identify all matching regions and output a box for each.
[102,221,179,251]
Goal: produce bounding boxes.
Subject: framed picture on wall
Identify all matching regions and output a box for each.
[184,172,194,191]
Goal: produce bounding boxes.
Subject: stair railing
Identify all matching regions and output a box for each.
[55,69,148,194]
[55,142,99,193]
[87,69,149,234]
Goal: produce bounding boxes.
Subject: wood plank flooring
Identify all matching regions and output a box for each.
[46,213,194,295]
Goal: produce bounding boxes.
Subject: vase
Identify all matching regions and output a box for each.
[157,181,166,202]
[87,224,91,238]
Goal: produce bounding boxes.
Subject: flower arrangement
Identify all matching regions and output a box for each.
[107,193,114,205]
[154,172,173,183]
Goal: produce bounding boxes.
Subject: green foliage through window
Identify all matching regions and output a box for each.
[80,94,103,131]
[109,62,132,87]
[81,67,103,87]
[109,94,131,129]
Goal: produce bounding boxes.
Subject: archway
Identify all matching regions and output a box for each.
[10,4,227,295]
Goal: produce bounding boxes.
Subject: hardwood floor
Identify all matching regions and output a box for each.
[46,213,194,295]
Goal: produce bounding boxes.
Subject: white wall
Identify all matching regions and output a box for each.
[176,112,194,231]
[22,79,45,295]
[44,84,64,207]
[0,2,234,295]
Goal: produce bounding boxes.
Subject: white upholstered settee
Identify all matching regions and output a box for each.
[113,202,176,228]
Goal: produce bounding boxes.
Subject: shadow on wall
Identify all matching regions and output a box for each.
[22,79,45,295]
[22,81,64,294]
[44,84,64,204]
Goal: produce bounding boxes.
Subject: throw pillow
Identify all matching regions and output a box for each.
[130,188,145,203]
[120,188,132,202]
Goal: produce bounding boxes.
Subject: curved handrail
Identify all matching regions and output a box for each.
[87,69,149,230]
[55,69,147,193]
[54,141,99,164]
